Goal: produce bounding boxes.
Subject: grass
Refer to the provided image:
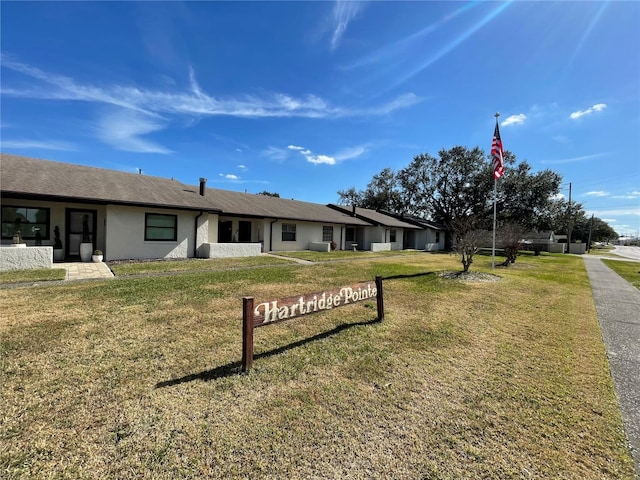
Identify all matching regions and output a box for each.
[108,255,294,276]
[602,259,640,291]
[0,253,635,479]
[0,268,66,284]
[587,244,620,258]
[271,249,425,262]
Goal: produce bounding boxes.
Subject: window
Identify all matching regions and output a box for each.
[322,226,333,242]
[1,206,50,240]
[345,228,355,242]
[282,223,296,242]
[390,229,397,243]
[145,213,177,241]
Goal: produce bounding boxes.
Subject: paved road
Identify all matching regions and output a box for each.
[612,246,640,262]
[583,256,640,478]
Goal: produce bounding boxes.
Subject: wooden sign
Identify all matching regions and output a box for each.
[242,276,384,372]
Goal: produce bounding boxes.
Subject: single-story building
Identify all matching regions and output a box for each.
[327,204,437,252]
[375,211,446,251]
[1,153,446,266]
[521,231,565,253]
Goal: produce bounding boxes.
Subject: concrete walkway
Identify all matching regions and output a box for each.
[57,261,114,280]
[583,256,640,478]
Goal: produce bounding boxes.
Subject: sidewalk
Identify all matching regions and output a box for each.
[583,256,640,478]
[58,261,114,280]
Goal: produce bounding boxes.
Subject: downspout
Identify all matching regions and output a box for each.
[269,219,278,252]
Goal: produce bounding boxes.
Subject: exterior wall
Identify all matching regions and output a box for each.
[269,221,342,252]
[200,243,262,258]
[196,212,209,250]
[371,243,391,252]
[105,205,197,260]
[0,198,107,256]
[352,226,410,251]
[0,246,53,271]
[309,242,331,252]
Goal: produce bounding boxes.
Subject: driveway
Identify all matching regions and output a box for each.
[583,256,640,478]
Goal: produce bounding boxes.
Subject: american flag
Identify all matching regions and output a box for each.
[491,122,504,179]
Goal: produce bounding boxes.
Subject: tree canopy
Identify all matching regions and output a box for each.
[337,144,617,250]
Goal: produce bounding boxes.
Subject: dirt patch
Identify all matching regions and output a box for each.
[437,271,501,282]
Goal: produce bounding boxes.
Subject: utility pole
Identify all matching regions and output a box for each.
[566,182,572,253]
[587,213,594,253]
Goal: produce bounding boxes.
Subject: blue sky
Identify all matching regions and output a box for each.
[2,1,639,236]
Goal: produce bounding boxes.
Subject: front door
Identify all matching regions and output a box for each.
[66,209,97,259]
[238,221,251,242]
[218,221,232,242]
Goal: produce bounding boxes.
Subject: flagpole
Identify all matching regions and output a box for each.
[491,112,500,270]
[492,176,497,269]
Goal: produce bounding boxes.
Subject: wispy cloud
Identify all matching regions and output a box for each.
[541,152,607,165]
[590,208,640,217]
[0,139,77,151]
[261,146,289,162]
[612,191,640,199]
[330,1,364,50]
[334,145,367,161]
[360,93,420,115]
[585,191,609,197]
[237,164,247,171]
[569,103,606,120]
[385,3,510,90]
[2,56,417,121]
[96,110,172,154]
[501,114,526,127]
[288,145,336,165]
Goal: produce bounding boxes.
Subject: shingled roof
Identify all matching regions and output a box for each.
[207,189,370,225]
[376,211,445,231]
[1,153,217,211]
[327,204,422,229]
[0,153,370,225]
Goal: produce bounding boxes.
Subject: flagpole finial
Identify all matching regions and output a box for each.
[494,112,500,119]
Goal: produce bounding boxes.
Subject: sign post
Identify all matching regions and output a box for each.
[241,276,384,373]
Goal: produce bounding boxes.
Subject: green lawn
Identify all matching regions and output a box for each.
[603,259,640,291]
[0,253,634,479]
[0,268,66,285]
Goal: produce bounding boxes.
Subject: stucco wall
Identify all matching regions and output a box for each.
[200,243,262,258]
[371,243,391,252]
[0,246,53,271]
[269,221,342,252]
[105,205,196,260]
[309,242,331,252]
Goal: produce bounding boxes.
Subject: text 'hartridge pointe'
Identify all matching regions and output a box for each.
[252,282,377,326]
